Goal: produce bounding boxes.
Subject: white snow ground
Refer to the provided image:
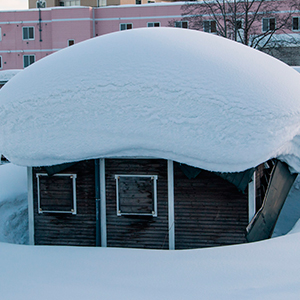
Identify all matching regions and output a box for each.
[0,163,300,299]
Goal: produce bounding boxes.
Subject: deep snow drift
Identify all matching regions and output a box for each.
[1,28,300,172]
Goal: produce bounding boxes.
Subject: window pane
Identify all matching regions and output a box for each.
[182,21,188,29]
[262,19,268,32]
[23,27,28,39]
[270,18,275,30]
[120,24,125,30]
[24,56,29,68]
[148,23,154,27]
[154,22,160,27]
[211,21,217,33]
[203,21,209,32]
[29,27,34,39]
[127,24,132,30]
[175,21,181,28]
[293,17,299,30]
[29,55,35,64]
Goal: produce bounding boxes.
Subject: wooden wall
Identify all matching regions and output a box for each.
[33,160,96,246]
[105,159,169,249]
[174,163,248,249]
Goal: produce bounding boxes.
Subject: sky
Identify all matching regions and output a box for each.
[0,0,28,10]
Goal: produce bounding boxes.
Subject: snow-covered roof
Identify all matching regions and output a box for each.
[1,27,300,172]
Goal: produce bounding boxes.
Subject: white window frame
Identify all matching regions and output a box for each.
[115,174,158,217]
[120,23,133,31]
[0,27,2,42]
[22,26,35,40]
[23,54,35,68]
[174,21,188,29]
[64,0,81,6]
[36,173,77,215]
[147,22,160,27]
[262,18,276,32]
[292,16,300,31]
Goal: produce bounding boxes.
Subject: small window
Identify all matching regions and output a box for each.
[120,23,133,31]
[0,56,2,69]
[203,20,217,33]
[22,26,35,40]
[23,55,35,68]
[68,39,75,46]
[64,0,80,6]
[293,17,300,31]
[115,175,158,217]
[236,20,243,30]
[147,22,160,27]
[99,0,106,6]
[136,0,141,4]
[59,1,64,5]
[36,173,77,214]
[174,21,188,29]
[262,18,276,32]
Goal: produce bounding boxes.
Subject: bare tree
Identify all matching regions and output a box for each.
[180,0,300,51]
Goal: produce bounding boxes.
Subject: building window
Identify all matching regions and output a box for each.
[22,26,35,40]
[262,18,276,32]
[36,1,46,8]
[203,20,217,33]
[120,23,133,31]
[293,17,300,31]
[115,175,158,217]
[23,55,35,68]
[0,56,2,69]
[0,27,2,42]
[64,0,80,6]
[147,22,160,27]
[174,21,188,29]
[99,0,106,6]
[136,0,141,4]
[68,39,75,46]
[59,1,64,5]
[36,173,77,215]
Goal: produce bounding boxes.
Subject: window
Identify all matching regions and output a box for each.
[236,20,243,30]
[22,26,35,40]
[115,175,158,216]
[136,0,141,4]
[99,0,106,6]
[59,1,64,5]
[36,173,77,214]
[68,39,75,46]
[0,56,2,69]
[120,23,133,31]
[147,22,160,27]
[64,0,80,6]
[203,20,217,33]
[23,55,35,68]
[293,17,300,31]
[262,18,276,32]
[174,21,188,29]
[0,27,2,42]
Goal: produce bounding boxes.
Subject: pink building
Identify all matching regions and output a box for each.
[0,2,299,70]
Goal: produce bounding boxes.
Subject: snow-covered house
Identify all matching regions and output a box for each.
[0,28,300,249]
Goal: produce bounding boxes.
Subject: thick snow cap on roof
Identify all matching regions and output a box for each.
[1,28,300,172]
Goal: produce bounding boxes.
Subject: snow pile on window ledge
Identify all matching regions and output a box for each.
[1,28,300,173]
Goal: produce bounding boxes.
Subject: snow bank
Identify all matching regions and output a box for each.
[0,69,21,83]
[1,28,300,172]
[0,164,28,244]
[0,232,300,300]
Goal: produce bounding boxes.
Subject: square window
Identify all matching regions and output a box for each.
[175,21,188,29]
[68,39,75,46]
[204,20,216,33]
[262,18,276,32]
[37,173,77,214]
[23,55,35,68]
[22,26,35,40]
[115,175,158,216]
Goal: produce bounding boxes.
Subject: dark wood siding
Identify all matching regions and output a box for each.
[174,162,248,249]
[105,159,169,249]
[33,160,96,246]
